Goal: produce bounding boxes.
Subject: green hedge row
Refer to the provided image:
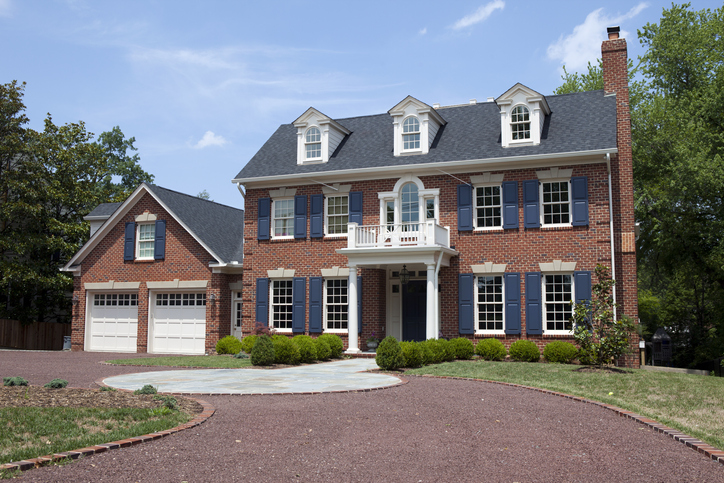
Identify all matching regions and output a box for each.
[231,333,345,366]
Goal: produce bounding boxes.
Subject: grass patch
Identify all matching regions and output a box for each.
[0,406,189,465]
[106,355,253,368]
[407,360,724,451]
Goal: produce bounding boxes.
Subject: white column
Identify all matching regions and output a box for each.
[345,264,361,354]
[426,263,436,339]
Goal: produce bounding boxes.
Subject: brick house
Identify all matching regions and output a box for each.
[62,183,244,354]
[231,28,639,365]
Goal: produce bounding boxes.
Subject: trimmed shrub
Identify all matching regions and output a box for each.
[273,336,300,365]
[475,338,507,361]
[240,335,257,354]
[134,384,157,395]
[251,334,275,366]
[318,333,344,358]
[233,351,250,359]
[399,341,422,368]
[422,339,445,364]
[437,339,456,362]
[216,335,243,355]
[451,338,474,360]
[314,337,332,361]
[44,379,68,389]
[509,340,541,362]
[375,336,403,371]
[418,341,434,366]
[293,335,318,363]
[3,377,28,387]
[543,341,579,364]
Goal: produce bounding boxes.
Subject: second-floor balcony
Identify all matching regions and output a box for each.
[347,221,451,249]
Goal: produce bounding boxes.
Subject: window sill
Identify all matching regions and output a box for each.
[542,332,575,338]
[134,258,156,263]
[272,328,293,333]
[323,329,349,334]
[475,331,506,336]
[473,227,504,232]
[270,237,296,242]
[323,234,348,239]
[540,224,573,231]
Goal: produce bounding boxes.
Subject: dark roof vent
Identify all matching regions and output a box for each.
[607,26,620,40]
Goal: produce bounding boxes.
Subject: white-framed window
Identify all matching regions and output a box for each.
[401,182,420,229]
[543,274,573,333]
[474,185,502,229]
[232,291,243,332]
[324,278,348,331]
[425,198,435,221]
[93,293,138,306]
[136,223,155,259]
[325,195,348,236]
[476,275,504,333]
[541,180,571,226]
[305,126,321,159]
[511,105,530,141]
[272,198,294,238]
[155,293,206,306]
[402,116,421,151]
[270,279,293,330]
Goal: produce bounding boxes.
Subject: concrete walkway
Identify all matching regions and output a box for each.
[102,358,402,394]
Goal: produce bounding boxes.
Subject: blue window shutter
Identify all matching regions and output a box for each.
[309,277,323,333]
[457,184,473,232]
[153,220,166,260]
[357,275,363,334]
[294,195,307,239]
[574,271,592,304]
[523,180,540,228]
[504,272,521,335]
[349,192,363,225]
[526,272,542,335]
[502,181,519,229]
[255,278,269,326]
[571,176,589,226]
[258,198,271,240]
[458,273,474,334]
[123,222,135,261]
[292,277,306,333]
[310,194,324,238]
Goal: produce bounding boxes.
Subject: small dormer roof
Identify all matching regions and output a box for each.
[495,83,551,115]
[292,107,351,134]
[388,95,446,126]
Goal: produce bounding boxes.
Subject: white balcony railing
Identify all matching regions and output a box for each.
[347,221,450,249]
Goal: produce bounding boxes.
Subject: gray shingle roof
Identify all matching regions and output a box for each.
[234,90,617,180]
[85,202,122,219]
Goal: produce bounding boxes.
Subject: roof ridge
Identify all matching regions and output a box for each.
[146,183,243,212]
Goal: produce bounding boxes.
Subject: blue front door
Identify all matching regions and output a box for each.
[402,280,426,342]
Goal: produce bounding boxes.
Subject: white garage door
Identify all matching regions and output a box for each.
[150,293,207,355]
[87,293,138,352]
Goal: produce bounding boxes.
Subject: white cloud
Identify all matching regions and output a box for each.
[452,1,505,30]
[0,0,12,17]
[419,27,427,36]
[546,3,647,72]
[194,131,227,149]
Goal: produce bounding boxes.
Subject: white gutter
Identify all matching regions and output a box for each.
[236,182,246,201]
[606,153,617,319]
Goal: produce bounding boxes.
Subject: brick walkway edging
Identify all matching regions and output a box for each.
[405,373,724,465]
[0,397,215,474]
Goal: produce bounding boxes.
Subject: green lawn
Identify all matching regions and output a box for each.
[106,355,252,368]
[407,360,724,451]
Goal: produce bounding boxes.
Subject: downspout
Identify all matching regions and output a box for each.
[236,182,246,203]
[606,153,617,319]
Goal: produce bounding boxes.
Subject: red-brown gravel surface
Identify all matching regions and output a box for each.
[3,350,723,482]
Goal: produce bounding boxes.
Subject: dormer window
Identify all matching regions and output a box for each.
[511,106,530,140]
[305,127,321,159]
[496,83,550,148]
[293,107,350,165]
[388,96,446,157]
[402,117,421,151]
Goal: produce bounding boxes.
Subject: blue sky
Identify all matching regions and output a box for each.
[1,0,719,209]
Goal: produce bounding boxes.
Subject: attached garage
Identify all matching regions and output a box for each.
[149,292,207,355]
[86,293,138,352]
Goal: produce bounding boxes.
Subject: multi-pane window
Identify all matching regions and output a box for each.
[137,224,155,259]
[475,186,502,228]
[386,201,395,230]
[232,291,242,331]
[511,106,530,140]
[325,279,348,330]
[401,183,419,229]
[94,294,138,306]
[326,195,348,235]
[271,280,293,329]
[305,127,321,159]
[544,274,573,332]
[402,117,420,150]
[425,199,435,220]
[155,293,206,306]
[273,199,294,237]
[477,276,504,331]
[542,181,570,225]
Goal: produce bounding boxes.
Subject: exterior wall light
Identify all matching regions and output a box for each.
[399,265,410,285]
[72,295,79,306]
[209,293,217,306]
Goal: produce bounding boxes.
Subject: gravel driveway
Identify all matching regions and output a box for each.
[2,350,723,482]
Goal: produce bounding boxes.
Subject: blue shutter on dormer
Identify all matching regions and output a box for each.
[123,222,135,261]
[571,176,589,226]
[502,181,519,229]
[504,272,521,335]
[154,220,166,260]
[457,184,473,232]
[310,194,324,238]
[309,277,323,333]
[523,180,540,228]
[255,278,269,326]
[357,275,363,335]
[292,277,306,333]
[349,192,363,225]
[258,198,271,240]
[458,273,474,334]
[294,195,307,239]
[525,272,542,335]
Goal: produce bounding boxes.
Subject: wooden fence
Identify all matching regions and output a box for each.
[0,319,71,351]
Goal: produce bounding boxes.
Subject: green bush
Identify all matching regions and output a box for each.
[240,335,258,354]
[134,384,158,395]
[418,341,434,365]
[153,395,179,411]
[44,379,68,389]
[437,339,456,362]
[3,376,28,387]
[100,386,117,392]
[216,335,243,355]
[451,338,474,360]
[318,333,344,358]
[422,339,445,364]
[293,335,318,363]
[273,336,300,365]
[509,340,541,362]
[251,334,275,366]
[475,339,507,361]
[375,336,403,370]
[543,341,579,364]
[399,341,422,368]
[233,351,250,359]
[315,337,332,361]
